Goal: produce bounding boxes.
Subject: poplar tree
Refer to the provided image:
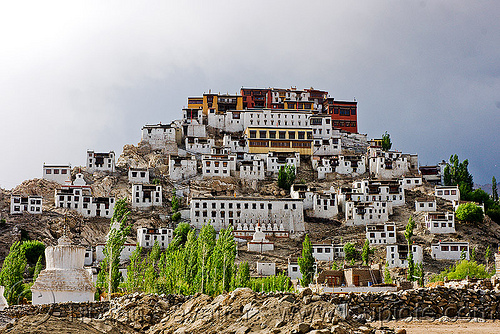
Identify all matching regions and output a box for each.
[235,262,250,288]
[298,234,315,287]
[196,224,216,294]
[0,242,27,304]
[405,216,416,281]
[492,177,498,202]
[126,246,146,292]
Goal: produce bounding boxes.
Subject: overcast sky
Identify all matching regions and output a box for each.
[1,1,499,189]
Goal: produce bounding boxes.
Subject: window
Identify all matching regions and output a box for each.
[54,169,59,174]
[61,169,67,174]
[46,169,51,174]
[298,131,305,139]
[451,246,459,251]
[288,131,295,139]
[317,248,323,253]
[250,130,257,138]
[259,130,267,139]
[279,131,286,139]
[269,131,276,139]
[292,267,298,272]
[325,248,330,253]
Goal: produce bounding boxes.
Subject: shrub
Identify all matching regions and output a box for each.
[456,202,484,224]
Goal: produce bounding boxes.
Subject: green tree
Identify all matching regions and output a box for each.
[171,222,191,249]
[471,247,476,262]
[492,177,498,202]
[431,260,491,282]
[361,239,372,266]
[384,263,393,284]
[343,242,357,262]
[405,216,416,281]
[32,255,43,282]
[125,246,146,292]
[460,249,467,261]
[235,262,250,288]
[277,164,296,191]
[381,131,392,151]
[96,199,132,297]
[183,229,199,289]
[298,234,315,287]
[196,224,216,294]
[21,240,45,265]
[0,242,27,304]
[414,263,424,287]
[443,155,473,196]
[209,226,236,294]
[485,245,492,268]
[455,202,484,224]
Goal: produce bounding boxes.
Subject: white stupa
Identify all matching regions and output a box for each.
[0,286,7,310]
[31,234,95,305]
[247,223,274,253]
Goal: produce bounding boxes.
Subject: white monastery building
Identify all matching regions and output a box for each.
[169,155,197,181]
[415,200,437,212]
[425,212,456,234]
[132,184,162,209]
[86,150,115,173]
[55,185,115,218]
[128,168,150,184]
[431,241,469,260]
[137,227,174,248]
[141,123,182,150]
[386,244,423,268]
[10,195,42,214]
[435,185,460,202]
[366,223,397,244]
[43,164,71,184]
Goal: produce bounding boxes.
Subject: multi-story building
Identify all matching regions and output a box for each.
[352,179,405,207]
[435,185,460,202]
[425,212,456,234]
[141,123,182,150]
[239,158,265,181]
[366,223,397,244]
[386,244,423,268]
[168,155,197,181]
[10,195,42,214]
[309,192,338,219]
[324,98,358,133]
[190,197,304,233]
[131,184,162,209]
[266,151,300,174]
[202,148,237,178]
[185,137,214,154]
[86,151,115,173]
[54,185,115,218]
[42,164,71,184]
[245,127,313,156]
[367,148,418,180]
[137,227,174,248]
[240,88,271,109]
[431,241,469,260]
[128,168,150,184]
[187,93,244,116]
[290,184,316,210]
[345,201,389,226]
[313,155,366,179]
[311,242,345,261]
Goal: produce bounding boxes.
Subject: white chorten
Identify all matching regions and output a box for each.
[0,286,7,310]
[31,235,95,305]
[247,223,274,252]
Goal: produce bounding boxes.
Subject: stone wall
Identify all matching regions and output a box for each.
[1,301,109,319]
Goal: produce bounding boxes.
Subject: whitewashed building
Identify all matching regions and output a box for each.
[386,244,423,268]
[425,212,456,234]
[137,227,174,248]
[435,185,460,202]
[401,176,423,190]
[312,242,335,261]
[415,200,437,212]
[202,151,237,178]
[10,195,42,214]
[312,137,342,156]
[345,201,389,226]
[141,123,182,150]
[95,243,137,262]
[31,235,95,304]
[352,179,405,207]
[288,258,302,280]
[55,185,115,218]
[309,192,338,219]
[256,262,276,276]
[290,184,316,210]
[366,223,397,244]
[223,134,249,154]
[190,197,304,233]
[368,148,418,180]
[86,151,115,173]
[132,184,162,209]
[128,168,150,184]
[431,241,469,260]
[239,158,265,181]
[266,151,300,174]
[43,164,71,184]
[310,115,333,139]
[313,155,366,179]
[185,137,215,154]
[169,155,197,181]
